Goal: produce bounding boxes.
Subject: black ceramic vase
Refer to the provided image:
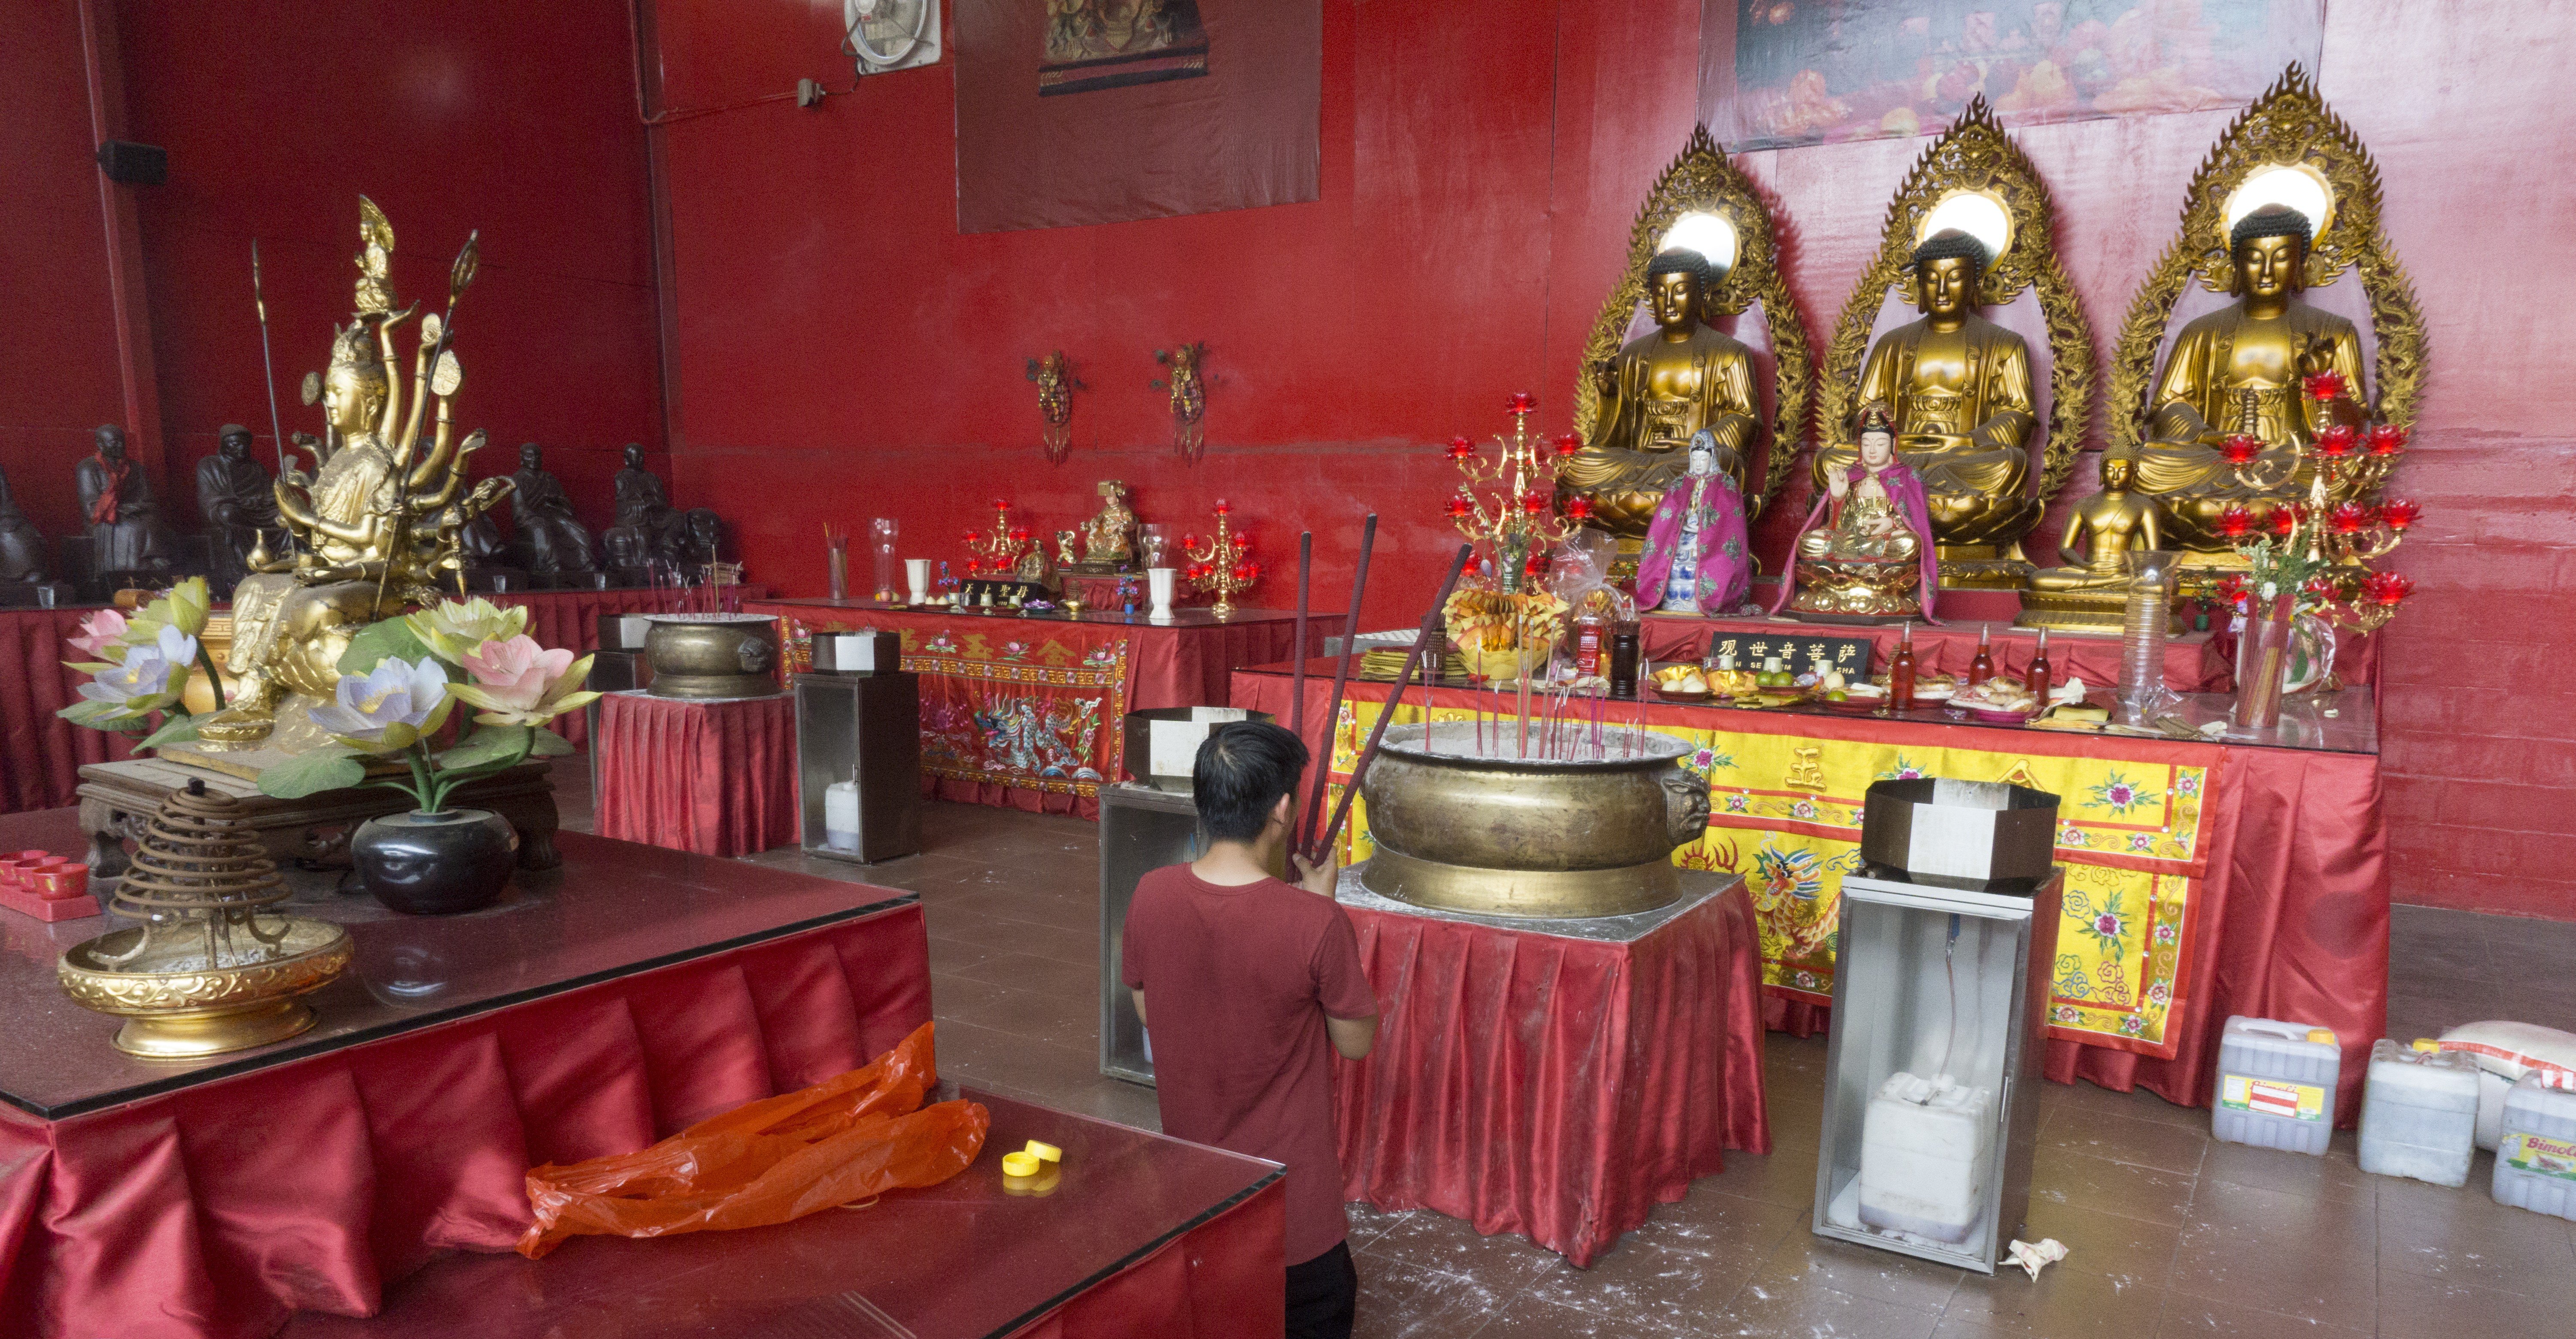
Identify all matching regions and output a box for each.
[352,808,518,915]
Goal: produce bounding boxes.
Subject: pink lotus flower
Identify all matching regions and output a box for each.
[67,609,128,660]
[448,635,598,726]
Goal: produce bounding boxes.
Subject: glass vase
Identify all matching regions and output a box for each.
[2230,595,2296,732]
[869,518,899,601]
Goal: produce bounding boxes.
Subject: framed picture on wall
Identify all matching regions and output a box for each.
[1701,0,2325,150]
[1039,0,1209,95]
[956,0,1318,233]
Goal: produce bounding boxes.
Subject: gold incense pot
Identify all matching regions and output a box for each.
[192,197,502,753]
[58,780,352,1058]
[1358,722,1707,919]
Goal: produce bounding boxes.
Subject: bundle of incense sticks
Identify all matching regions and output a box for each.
[1293,515,1377,855]
[1306,540,1469,866]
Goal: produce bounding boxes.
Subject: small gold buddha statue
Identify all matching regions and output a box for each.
[2123,203,2366,551]
[2017,453,2175,631]
[1815,228,2039,560]
[1560,248,1761,536]
[1079,480,1137,567]
[1772,406,1940,620]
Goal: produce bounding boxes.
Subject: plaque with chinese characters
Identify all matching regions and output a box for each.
[1700,632,1873,680]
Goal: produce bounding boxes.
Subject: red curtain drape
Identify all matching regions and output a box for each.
[0,607,137,814]
[1334,884,1772,1267]
[594,691,798,857]
[0,905,931,1339]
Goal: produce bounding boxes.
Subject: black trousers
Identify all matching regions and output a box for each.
[1285,1241,1358,1339]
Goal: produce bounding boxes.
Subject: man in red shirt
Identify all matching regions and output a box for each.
[1122,721,1379,1339]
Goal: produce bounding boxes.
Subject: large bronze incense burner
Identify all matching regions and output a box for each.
[1357,722,1709,919]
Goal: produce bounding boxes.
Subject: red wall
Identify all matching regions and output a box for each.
[0,0,662,550]
[647,0,2576,920]
[0,0,131,534]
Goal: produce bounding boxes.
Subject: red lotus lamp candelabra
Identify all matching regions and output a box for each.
[1181,500,1257,619]
[1443,392,1583,593]
[2215,373,2421,632]
[962,499,1031,580]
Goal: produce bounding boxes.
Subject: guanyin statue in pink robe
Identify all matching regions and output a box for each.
[1635,431,1751,615]
[1771,406,1941,622]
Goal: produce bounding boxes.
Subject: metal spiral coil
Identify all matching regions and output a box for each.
[98,778,291,967]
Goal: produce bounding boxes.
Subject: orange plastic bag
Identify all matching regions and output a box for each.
[516,1021,989,1258]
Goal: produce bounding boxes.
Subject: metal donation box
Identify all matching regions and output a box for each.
[1097,783,1203,1086]
[1814,778,2063,1273]
[792,671,921,864]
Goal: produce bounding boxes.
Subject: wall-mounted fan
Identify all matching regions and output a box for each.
[844,0,941,75]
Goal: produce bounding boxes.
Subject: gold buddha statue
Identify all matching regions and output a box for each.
[190,198,500,753]
[1814,228,2038,556]
[2123,203,2366,550]
[2017,453,2176,631]
[1559,248,1760,536]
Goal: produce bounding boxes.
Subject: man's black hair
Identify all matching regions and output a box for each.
[1192,720,1310,843]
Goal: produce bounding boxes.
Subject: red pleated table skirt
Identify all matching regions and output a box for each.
[595,690,798,857]
[0,907,931,1339]
[1334,879,1772,1267]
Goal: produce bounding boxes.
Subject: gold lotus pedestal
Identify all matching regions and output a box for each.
[1786,555,1922,623]
[58,779,353,1058]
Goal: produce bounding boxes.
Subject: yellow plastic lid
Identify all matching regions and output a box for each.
[1001,1151,1040,1178]
[1024,1139,1062,1163]
[2411,1038,2439,1054]
[2306,1028,2336,1045]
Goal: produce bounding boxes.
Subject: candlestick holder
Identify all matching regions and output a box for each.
[1444,391,1584,594]
[1181,500,1257,619]
[961,499,1032,581]
[2215,376,2419,634]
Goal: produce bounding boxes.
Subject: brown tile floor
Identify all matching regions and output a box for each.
[565,778,2576,1338]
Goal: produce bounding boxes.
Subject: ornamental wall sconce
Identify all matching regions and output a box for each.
[1151,342,1209,463]
[1025,351,1081,464]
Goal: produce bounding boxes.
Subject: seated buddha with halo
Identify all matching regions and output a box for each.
[1813,226,2038,557]
[1558,236,1761,537]
[2122,200,2367,551]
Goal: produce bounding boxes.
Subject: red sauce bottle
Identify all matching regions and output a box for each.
[1968,624,1996,684]
[1890,623,1918,711]
[2025,627,2052,702]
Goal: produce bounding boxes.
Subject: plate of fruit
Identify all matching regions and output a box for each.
[1649,665,1716,701]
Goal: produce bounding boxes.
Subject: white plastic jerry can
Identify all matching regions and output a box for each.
[2213,1016,2340,1155]
[2358,1039,2480,1187]
[1858,1072,1996,1245]
[2493,1072,2576,1221]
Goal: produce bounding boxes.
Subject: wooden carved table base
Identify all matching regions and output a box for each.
[77,757,562,883]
